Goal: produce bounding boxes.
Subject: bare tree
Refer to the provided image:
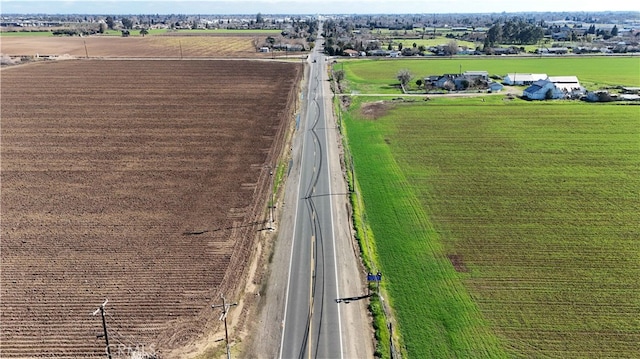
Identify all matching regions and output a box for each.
[397,69,413,93]
[444,40,459,56]
[396,69,413,87]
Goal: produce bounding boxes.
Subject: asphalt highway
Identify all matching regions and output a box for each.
[279,32,343,359]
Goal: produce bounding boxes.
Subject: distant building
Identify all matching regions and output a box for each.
[536,47,569,55]
[434,74,459,88]
[503,73,547,85]
[488,82,504,92]
[619,94,640,101]
[622,87,640,94]
[425,73,491,91]
[463,71,489,81]
[369,49,389,56]
[343,49,359,57]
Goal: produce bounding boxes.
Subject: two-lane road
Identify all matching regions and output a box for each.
[279,36,343,359]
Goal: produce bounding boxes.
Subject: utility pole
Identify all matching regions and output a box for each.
[269,169,274,231]
[212,294,237,359]
[92,299,112,359]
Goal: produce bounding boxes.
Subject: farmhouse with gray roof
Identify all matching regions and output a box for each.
[523,80,565,100]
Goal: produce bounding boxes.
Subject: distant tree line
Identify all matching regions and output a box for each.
[483,20,544,48]
[52,28,97,36]
[585,24,618,39]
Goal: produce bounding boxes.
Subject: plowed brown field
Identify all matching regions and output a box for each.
[0,59,301,357]
[0,35,274,58]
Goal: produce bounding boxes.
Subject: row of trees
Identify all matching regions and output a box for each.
[52,28,97,36]
[483,20,544,47]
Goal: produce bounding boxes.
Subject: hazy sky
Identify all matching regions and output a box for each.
[1,0,638,15]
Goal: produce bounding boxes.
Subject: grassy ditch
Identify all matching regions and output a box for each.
[338,100,390,357]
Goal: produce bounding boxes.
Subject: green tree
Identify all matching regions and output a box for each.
[121,17,133,30]
[485,24,502,47]
[334,69,345,83]
[105,16,115,30]
[140,28,149,37]
[416,78,423,89]
[256,13,264,23]
[398,42,403,51]
[611,25,618,36]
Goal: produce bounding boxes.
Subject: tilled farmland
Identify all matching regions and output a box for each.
[0,59,301,357]
[0,36,271,58]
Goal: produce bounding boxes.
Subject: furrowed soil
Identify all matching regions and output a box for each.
[0,59,301,358]
[0,35,277,58]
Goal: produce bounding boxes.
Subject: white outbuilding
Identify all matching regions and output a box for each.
[503,73,547,85]
[548,76,582,92]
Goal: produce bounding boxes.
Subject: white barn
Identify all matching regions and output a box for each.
[523,80,565,100]
[503,73,547,85]
[548,76,582,92]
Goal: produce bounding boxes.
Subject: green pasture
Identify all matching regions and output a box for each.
[344,96,509,358]
[337,57,640,93]
[371,27,458,36]
[0,31,53,37]
[383,38,478,50]
[170,28,281,35]
[343,97,640,358]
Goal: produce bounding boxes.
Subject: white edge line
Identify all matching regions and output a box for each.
[278,54,312,359]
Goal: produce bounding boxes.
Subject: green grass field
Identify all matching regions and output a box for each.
[382,38,478,50]
[0,31,53,37]
[343,95,640,358]
[338,57,640,93]
[344,96,509,358]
